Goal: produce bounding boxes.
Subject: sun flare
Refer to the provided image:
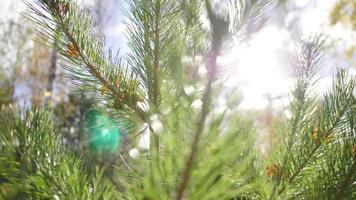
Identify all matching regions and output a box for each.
[223,25,294,110]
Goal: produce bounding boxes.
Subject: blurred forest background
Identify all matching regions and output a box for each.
[0,0,355,154]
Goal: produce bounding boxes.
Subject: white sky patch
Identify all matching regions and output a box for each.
[221,0,353,110]
[0,0,26,20]
[223,25,294,110]
[106,22,126,36]
[298,0,337,33]
[80,0,96,7]
[0,0,98,21]
[137,124,150,149]
[294,0,311,7]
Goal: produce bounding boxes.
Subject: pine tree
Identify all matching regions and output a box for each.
[0,0,355,199]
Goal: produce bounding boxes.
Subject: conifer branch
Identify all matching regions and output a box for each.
[175,60,215,200]
[277,107,347,196]
[270,37,323,199]
[175,1,223,199]
[0,108,119,199]
[25,0,147,123]
[272,68,355,199]
[62,21,147,121]
[335,155,356,199]
[126,0,186,110]
[152,0,161,109]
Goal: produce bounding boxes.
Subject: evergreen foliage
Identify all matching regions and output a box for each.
[0,0,355,199]
[0,108,119,199]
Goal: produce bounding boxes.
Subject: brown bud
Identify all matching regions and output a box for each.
[351,145,356,157]
[68,43,79,58]
[310,128,319,142]
[266,164,279,178]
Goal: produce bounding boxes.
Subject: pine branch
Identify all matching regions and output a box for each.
[152,0,161,108]
[271,68,355,199]
[269,36,323,199]
[25,0,147,122]
[59,14,147,122]
[335,156,356,199]
[288,110,355,199]
[175,61,215,200]
[174,1,273,198]
[276,103,348,196]
[126,0,185,110]
[0,108,119,199]
[220,0,271,39]
[175,1,225,199]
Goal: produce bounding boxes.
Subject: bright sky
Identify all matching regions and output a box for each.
[222,25,294,109]
[221,0,356,110]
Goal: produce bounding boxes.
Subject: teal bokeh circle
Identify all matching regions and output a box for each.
[84,110,120,153]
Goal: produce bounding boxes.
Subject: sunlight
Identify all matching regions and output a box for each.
[224,25,294,110]
[221,0,352,111]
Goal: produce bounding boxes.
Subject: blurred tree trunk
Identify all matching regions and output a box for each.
[44,49,57,105]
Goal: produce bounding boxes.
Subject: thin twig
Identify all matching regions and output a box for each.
[175,2,222,199]
[275,105,349,198]
[55,11,148,123]
[152,0,161,109]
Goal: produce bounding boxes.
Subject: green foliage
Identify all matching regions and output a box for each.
[113,80,266,199]
[0,108,119,199]
[268,37,356,199]
[125,0,185,107]
[0,0,354,199]
[25,0,145,123]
